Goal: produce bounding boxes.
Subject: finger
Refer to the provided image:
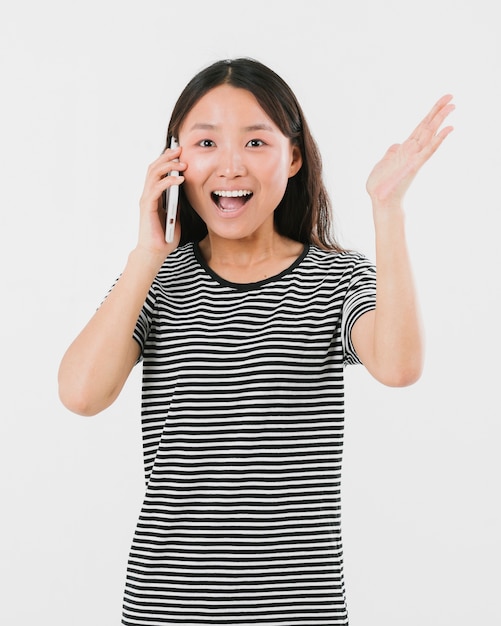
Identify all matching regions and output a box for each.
[405,123,453,170]
[409,109,454,148]
[421,94,454,126]
[425,101,455,137]
[409,94,455,144]
[148,146,182,170]
[422,123,454,158]
[163,144,182,157]
[148,157,186,181]
[155,174,185,196]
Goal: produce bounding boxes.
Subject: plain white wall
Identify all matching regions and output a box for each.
[1,1,500,624]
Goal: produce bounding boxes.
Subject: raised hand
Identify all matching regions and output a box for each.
[366,95,455,210]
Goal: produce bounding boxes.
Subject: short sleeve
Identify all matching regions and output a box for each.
[341,255,377,365]
[100,277,158,364]
[132,283,158,362]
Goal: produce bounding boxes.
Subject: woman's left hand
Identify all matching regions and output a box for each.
[366,94,455,210]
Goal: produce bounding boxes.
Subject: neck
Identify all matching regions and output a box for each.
[197,229,304,284]
[199,229,282,268]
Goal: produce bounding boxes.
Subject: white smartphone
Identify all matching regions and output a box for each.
[165,137,179,243]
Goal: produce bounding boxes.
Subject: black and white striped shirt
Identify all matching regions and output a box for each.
[122,242,377,626]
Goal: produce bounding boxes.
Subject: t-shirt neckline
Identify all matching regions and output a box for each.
[192,241,310,291]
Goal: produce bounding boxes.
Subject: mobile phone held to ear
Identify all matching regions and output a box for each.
[165,137,179,243]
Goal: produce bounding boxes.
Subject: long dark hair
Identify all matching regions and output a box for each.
[165,58,343,251]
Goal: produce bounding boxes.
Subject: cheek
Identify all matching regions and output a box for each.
[180,160,202,197]
[181,153,211,187]
[265,149,294,183]
[182,181,201,212]
[181,165,210,215]
[266,158,291,196]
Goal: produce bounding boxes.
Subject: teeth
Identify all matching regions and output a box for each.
[213,190,252,198]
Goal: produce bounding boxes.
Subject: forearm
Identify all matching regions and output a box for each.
[371,204,424,384]
[58,247,165,415]
[352,94,453,386]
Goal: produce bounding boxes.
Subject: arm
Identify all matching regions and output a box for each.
[352,95,455,387]
[58,145,186,416]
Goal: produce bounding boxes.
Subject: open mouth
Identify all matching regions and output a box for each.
[211,190,253,213]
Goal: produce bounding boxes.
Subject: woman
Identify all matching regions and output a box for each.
[58,58,454,625]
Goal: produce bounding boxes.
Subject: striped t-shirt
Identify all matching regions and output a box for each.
[122,242,377,626]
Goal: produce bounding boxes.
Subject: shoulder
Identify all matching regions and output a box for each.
[303,245,375,276]
[160,242,196,270]
[154,242,200,283]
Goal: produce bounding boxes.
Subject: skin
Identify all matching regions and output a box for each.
[177,85,303,283]
[354,94,454,385]
[57,86,454,415]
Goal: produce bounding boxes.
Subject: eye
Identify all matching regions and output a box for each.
[198,139,216,148]
[246,139,265,147]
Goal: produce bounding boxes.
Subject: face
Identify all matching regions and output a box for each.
[178,84,302,243]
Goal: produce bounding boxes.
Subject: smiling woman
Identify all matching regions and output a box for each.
[176,84,303,257]
[57,57,454,625]
[168,59,340,251]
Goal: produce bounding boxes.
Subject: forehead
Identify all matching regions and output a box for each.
[180,84,277,131]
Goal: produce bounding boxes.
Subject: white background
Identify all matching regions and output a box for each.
[1,1,500,624]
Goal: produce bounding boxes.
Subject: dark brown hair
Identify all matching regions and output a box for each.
[166,58,343,251]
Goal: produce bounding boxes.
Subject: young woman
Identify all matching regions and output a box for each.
[58,58,454,625]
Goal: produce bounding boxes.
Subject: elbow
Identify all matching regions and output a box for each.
[381,368,422,388]
[58,371,111,417]
[58,385,103,416]
[375,359,424,388]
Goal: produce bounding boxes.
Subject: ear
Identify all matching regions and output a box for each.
[288,144,303,178]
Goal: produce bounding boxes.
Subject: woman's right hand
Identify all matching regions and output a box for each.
[58,146,187,416]
[137,144,186,256]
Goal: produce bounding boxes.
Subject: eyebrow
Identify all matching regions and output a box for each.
[189,122,275,132]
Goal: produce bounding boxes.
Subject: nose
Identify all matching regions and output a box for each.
[217,146,247,178]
